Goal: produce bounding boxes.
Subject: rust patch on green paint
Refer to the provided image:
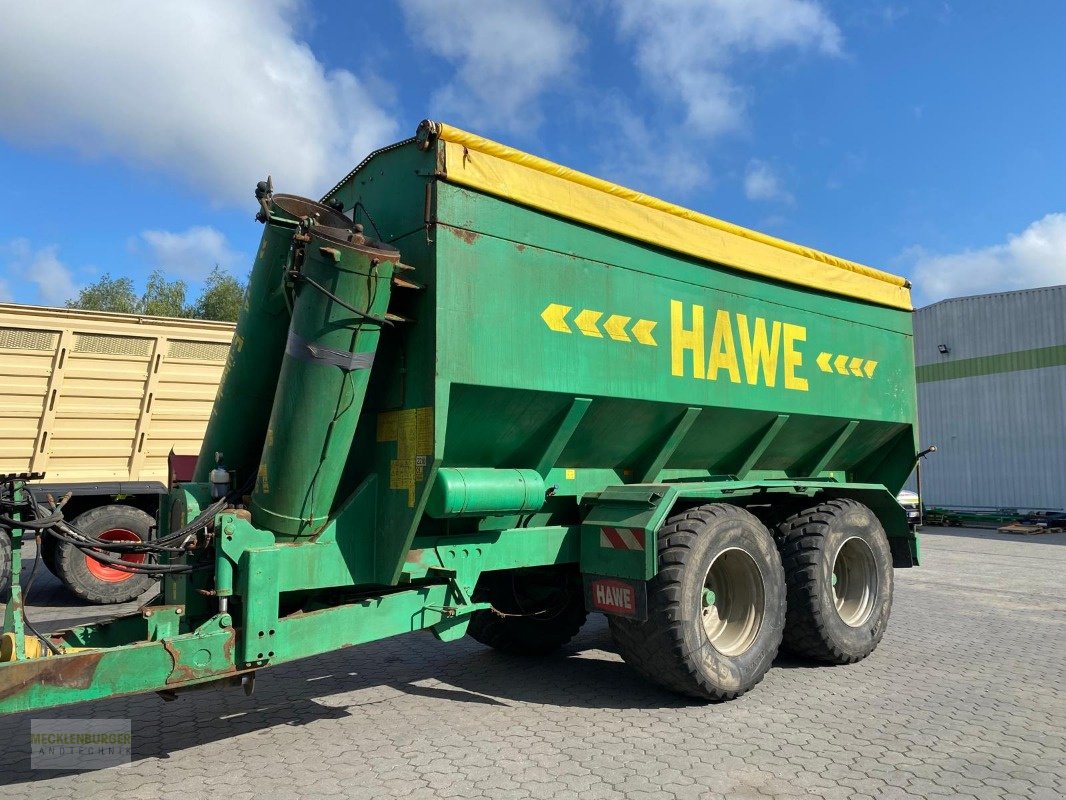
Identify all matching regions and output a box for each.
[0,650,104,702]
[448,226,480,245]
[163,631,238,685]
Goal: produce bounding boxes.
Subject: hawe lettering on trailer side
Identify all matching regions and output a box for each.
[669,300,809,392]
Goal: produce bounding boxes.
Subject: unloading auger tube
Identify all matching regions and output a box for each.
[193,187,353,488]
[0,120,917,715]
[250,224,400,537]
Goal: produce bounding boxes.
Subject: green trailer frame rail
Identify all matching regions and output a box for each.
[0,121,919,715]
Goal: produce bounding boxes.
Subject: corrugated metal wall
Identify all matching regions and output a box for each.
[911,285,1066,509]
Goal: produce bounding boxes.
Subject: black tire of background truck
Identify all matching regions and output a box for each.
[0,533,10,602]
[776,499,893,664]
[55,505,154,604]
[467,567,589,656]
[40,533,59,577]
[609,503,786,701]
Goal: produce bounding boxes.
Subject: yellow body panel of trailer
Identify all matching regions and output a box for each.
[0,304,234,483]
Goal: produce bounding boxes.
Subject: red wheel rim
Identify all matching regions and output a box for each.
[85,529,145,583]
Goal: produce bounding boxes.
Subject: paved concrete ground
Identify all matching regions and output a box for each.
[0,526,1063,799]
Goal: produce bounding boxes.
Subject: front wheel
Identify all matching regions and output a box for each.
[776,499,894,664]
[55,505,155,604]
[610,503,786,701]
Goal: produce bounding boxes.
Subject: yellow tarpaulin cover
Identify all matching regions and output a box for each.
[430,122,911,311]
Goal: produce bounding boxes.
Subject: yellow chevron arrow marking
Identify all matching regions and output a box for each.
[848,357,864,377]
[541,303,572,333]
[863,360,878,378]
[833,354,850,375]
[631,319,657,346]
[574,309,604,337]
[817,352,833,372]
[604,314,632,341]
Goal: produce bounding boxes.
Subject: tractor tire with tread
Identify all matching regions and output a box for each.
[467,568,588,656]
[609,503,786,701]
[776,498,893,664]
[55,505,155,604]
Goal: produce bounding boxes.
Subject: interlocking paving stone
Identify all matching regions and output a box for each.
[0,527,1063,799]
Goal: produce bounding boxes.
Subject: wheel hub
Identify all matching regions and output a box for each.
[701,548,765,656]
[85,528,145,583]
[831,536,877,627]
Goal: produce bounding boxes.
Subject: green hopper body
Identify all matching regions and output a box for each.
[319,136,918,584]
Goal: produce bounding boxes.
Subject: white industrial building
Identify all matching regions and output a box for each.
[912,284,1066,510]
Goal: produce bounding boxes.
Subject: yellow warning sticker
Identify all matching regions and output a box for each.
[377,407,434,507]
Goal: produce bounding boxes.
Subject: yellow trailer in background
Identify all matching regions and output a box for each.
[0,303,234,602]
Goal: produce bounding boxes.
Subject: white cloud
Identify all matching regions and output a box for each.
[744,160,793,204]
[592,98,711,196]
[399,0,581,131]
[0,1,398,205]
[909,214,1066,305]
[1,240,79,306]
[615,0,842,137]
[137,227,244,282]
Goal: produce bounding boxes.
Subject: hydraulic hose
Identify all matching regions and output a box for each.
[0,473,255,577]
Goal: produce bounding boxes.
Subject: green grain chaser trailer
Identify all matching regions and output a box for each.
[0,122,917,712]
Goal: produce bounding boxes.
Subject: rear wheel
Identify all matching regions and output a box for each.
[776,499,893,664]
[467,567,588,656]
[55,505,155,604]
[610,503,786,701]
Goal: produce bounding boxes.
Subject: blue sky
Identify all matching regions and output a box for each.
[1,1,1064,308]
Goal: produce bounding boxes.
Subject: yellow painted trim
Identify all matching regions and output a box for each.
[432,123,911,310]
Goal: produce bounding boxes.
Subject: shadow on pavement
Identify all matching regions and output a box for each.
[0,616,837,786]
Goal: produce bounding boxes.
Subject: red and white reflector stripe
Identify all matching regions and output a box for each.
[600,526,645,551]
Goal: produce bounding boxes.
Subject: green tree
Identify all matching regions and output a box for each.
[139,270,190,318]
[66,274,139,314]
[65,267,245,322]
[192,266,245,322]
